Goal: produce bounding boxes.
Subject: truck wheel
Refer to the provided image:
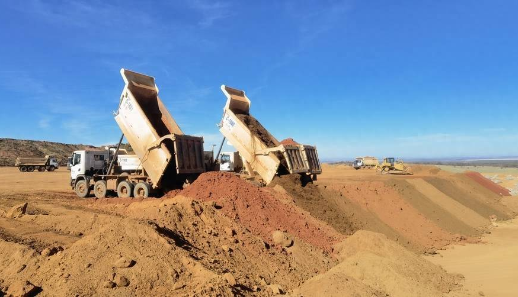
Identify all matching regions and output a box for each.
[38,166,45,172]
[75,180,90,198]
[117,181,133,198]
[94,180,108,199]
[134,182,150,198]
[20,166,27,172]
[27,166,35,172]
[48,166,55,172]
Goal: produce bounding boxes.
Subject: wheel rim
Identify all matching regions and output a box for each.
[137,187,144,197]
[78,184,85,193]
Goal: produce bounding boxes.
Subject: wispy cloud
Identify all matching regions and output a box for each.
[189,0,233,28]
[38,117,51,129]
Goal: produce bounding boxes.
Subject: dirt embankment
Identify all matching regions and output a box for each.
[465,171,511,196]
[269,174,420,252]
[426,176,514,220]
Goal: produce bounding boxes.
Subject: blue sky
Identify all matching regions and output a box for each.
[0,0,517,160]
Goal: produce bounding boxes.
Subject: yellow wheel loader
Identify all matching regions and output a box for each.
[376,157,412,175]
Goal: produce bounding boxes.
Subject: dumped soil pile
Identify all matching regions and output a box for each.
[270,175,420,251]
[465,171,511,196]
[179,172,342,253]
[280,138,299,146]
[293,231,462,297]
[236,114,278,148]
[330,181,458,252]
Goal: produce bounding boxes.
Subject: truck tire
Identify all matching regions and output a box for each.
[48,166,56,172]
[94,180,108,199]
[38,166,45,172]
[117,181,133,198]
[27,166,35,172]
[20,166,27,172]
[75,180,90,198]
[134,182,150,198]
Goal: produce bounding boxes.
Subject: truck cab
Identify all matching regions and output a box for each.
[219,151,243,172]
[70,150,110,186]
[353,158,363,170]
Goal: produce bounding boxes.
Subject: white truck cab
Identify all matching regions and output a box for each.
[219,151,243,172]
[70,150,110,183]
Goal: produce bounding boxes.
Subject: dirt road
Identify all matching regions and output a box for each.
[427,218,518,297]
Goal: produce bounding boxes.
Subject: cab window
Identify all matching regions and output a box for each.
[73,154,81,165]
[221,155,231,164]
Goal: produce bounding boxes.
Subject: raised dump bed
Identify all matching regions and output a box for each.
[115,69,205,189]
[218,85,321,184]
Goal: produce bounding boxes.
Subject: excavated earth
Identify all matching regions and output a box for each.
[0,164,516,296]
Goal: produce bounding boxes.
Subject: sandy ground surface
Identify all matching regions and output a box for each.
[0,164,516,296]
[427,218,518,297]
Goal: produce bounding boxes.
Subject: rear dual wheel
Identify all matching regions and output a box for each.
[27,166,35,172]
[134,182,150,198]
[38,166,45,172]
[19,166,27,172]
[117,181,133,198]
[94,180,108,199]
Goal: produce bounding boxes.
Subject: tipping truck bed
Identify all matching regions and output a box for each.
[115,69,205,189]
[218,85,321,184]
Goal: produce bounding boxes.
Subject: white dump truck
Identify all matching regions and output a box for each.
[353,156,379,170]
[218,85,321,184]
[70,69,205,198]
[15,155,59,172]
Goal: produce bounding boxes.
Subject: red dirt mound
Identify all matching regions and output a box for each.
[465,171,511,196]
[280,138,300,146]
[178,172,342,253]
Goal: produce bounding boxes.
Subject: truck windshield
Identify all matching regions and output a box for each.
[221,155,230,164]
[73,154,81,165]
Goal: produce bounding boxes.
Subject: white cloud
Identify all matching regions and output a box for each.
[38,117,51,129]
[189,0,233,28]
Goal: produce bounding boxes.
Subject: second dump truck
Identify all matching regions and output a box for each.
[16,155,59,172]
[218,85,321,184]
[70,69,205,198]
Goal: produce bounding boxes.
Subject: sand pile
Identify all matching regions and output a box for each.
[465,171,511,196]
[292,231,462,297]
[179,172,342,253]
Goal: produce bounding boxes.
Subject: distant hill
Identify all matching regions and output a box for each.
[0,138,100,166]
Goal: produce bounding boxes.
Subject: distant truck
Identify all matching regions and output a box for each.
[15,155,59,172]
[353,156,379,170]
[219,151,243,172]
[70,69,205,199]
